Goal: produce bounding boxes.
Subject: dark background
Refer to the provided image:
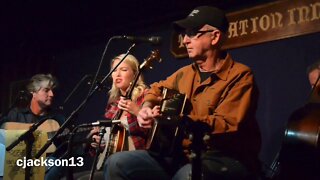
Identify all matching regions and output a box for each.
[1,0,320,176]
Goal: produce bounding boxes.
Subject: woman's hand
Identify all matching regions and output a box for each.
[118,96,140,116]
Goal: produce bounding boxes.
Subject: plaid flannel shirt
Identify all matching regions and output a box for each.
[104,91,148,150]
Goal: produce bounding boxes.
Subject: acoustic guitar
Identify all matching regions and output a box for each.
[2,120,91,154]
[146,87,188,157]
[95,124,127,170]
[284,104,320,149]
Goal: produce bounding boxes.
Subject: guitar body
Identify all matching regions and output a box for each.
[1,119,60,154]
[146,88,187,157]
[96,125,127,170]
[113,126,126,152]
[280,104,320,179]
[284,104,320,149]
[106,125,127,154]
[147,116,185,157]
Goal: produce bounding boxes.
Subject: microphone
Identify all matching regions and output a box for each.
[80,119,121,127]
[117,36,162,45]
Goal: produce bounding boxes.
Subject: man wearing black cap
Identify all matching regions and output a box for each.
[104,6,261,180]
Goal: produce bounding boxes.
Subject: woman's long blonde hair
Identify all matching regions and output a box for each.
[108,54,147,103]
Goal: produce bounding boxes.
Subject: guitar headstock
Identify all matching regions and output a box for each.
[139,49,162,70]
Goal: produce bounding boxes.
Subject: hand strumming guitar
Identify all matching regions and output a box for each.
[137,103,160,129]
[90,127,106,149]
[118,96,140,116]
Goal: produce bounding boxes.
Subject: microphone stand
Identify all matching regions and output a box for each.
[34,43,136,179]
[24,134,34,180]
[189,132,203,180]
[6,117,50,180]
[58,74,91,111]
[6,117,51,151]
[89,127,106,180]
[65,124,86,180]
[185,120,211,180]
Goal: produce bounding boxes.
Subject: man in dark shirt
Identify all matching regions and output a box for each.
[0,73,65,180]
[1,73,64,126]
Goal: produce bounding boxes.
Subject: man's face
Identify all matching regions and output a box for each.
[182,25,218,60]
[308,69,320,88]
[32,86,54,108]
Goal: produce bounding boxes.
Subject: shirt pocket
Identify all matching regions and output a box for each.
[197,90,221,115]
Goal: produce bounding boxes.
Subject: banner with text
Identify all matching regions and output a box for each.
[171,0,320,58]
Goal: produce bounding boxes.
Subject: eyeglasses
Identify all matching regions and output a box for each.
[181,29,214,39]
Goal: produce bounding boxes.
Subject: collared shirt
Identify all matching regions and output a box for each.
[145,53,255,134]
[104,91,148,150]
[144,53,261,170]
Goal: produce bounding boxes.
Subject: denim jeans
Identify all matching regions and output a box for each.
[45,156,66,180]
[104,150,170,180]
[104,150,249,180]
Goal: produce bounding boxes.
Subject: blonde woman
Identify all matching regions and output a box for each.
[91,54,148,152]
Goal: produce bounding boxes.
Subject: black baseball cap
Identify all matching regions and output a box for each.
[173,6,229,33]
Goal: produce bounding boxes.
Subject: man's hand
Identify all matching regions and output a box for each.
[137,105,160,128]
[90,127,106,148]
